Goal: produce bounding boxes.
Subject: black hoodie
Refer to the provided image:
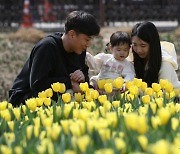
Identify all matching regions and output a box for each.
[9,32,89,106]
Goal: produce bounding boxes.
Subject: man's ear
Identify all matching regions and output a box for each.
[67,30,76,38]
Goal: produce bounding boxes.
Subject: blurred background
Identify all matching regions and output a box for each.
[0,0,180,101]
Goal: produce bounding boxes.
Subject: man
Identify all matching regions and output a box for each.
[9,10,100,106]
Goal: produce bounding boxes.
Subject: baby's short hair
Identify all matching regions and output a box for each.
[110,31,131,47]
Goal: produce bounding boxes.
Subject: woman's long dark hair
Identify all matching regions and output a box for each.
[131,22,162,87]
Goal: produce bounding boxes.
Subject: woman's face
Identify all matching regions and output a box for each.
[131,36,150,59]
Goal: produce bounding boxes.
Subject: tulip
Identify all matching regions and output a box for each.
[151,116,161,129]
[98,95,107,104]
[62,93,71,103]
[79,82,89,92]
[142,95,150,104]
[133,78,142,87]
[13,108,20,120]
[25,98,37,111]
[145,88,154,96]
[112,101,120,108]
[158,108,171,125]
[74,92,83,102]
[159,79,169,89]
[140,82,148,92]
[77,135,91,152]
[104,83,113,94]
[0,101,8,110]
[113,77,124,89]
[45,88,53,98]
[44,97,51,106]
[115,138,126,150]
[26,125,33,140]
[138,135,148,151]
[97,79,106,90]
[171,117,179,131]
[152,83,161,93]
[8,121,14,131]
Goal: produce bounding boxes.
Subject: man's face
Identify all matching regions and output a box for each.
[70,31,93,54]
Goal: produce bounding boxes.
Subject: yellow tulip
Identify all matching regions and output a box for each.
[33,117,40,127]
[175,103,180,112]
[79,82,89,92]
[138,135,148,151]
[74,92,83,102]
[13,108,20,120]
[51,82,60,92]
[0,145,12,154]
[42,117,53,127]
[99,128,111,141]
[140,82,148,92]
[34,125,39,138]
[38,91,47,98]
[0,101,8,110]
[62,93,71,103]
[15,146,22,154]
[26,125,33,140]
[142,95,150,104]
[61,120,69,135]
[25,98,37,111]
[64,150,76,154]
[145,88,154,96]
[21,105,26,114]
[151,116,161,130]
[164,82,173,93]
[158,108,171,125]
[166,91,175,99]
[36,98,44,106]
[45,88,53,98]
[155,98,163,108]
[97,79,106,90]
[133,78,142,87]
[150,140,169,154]
[125,80,134,89]
[64,104,73,118]
[115,138,126,150]
[171,117,179,131]
[159,79,169,89]
[129,85,139,96]
[1,109,11,121]
[149,102,157,114]
[112,101,120,108]
[8,121,14,131]
[104,83,113,94]
[124,112,138,130]
[51,123,62,141]
[98,95,107,104]
[152,83,161,93]
[95,148,114,154]
[91,89,99,100]
[77,135,91,152]
[43,97,51,106]
[113,77,124,89]
[137,115,148,134]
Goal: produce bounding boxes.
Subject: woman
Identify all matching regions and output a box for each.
[131,21,180,89]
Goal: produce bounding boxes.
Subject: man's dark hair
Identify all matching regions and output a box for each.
[64,10,100,36]
[110,31,131,47]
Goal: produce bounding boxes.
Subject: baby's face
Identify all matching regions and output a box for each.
[111,43,130,61]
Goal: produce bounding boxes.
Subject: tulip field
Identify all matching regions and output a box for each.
[0,77,180,154]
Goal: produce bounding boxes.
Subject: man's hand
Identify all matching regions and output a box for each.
[70,69,85,83]
[71,81,82,93]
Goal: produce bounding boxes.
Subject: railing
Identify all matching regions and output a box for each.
[0,0,179,30]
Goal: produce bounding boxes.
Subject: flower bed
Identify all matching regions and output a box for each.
[0,78,180,154]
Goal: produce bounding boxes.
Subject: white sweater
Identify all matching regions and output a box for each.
[159,41,180,89]
[86,52,135,81]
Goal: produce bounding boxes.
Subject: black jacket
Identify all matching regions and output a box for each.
[9,33,89,106]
